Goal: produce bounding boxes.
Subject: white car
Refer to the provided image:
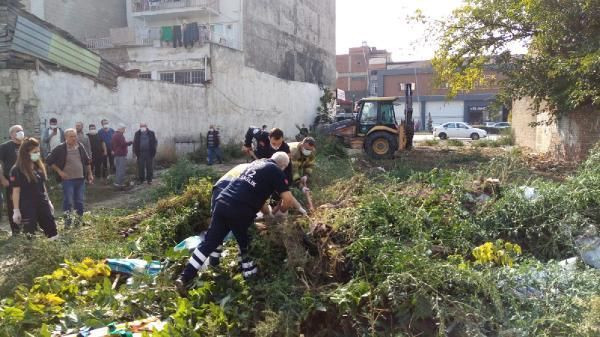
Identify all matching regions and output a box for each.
[434,122,488,140]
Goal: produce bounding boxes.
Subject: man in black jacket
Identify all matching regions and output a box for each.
[133,123,158,185]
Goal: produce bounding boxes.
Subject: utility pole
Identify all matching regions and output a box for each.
[404,83,415,150]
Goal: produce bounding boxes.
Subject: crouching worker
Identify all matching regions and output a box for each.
[176,152,307,296]
[10,138,58,239]
[289,137,317,211]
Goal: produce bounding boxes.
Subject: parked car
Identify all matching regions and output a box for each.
[484,122,498,127]
[433,122,488,140]
[493,122,511,129]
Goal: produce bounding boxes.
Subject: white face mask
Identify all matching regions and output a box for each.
[103,124,109,129]
[89,129,97,135]
[30,152,41,162]
[302,149,313,156]
[50,125,57,129]
[140,127,147,132]
[15,131,25,141]
[271,143,281,151]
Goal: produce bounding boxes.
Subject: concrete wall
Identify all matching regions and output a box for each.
[25,0,127,41]
[512,97,600,160]
[0,47,321,160]
[100,44,211,76]
[243,0,336,86]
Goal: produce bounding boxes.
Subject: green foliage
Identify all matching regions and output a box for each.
[423,139,440,146]
[432,0,600,119]
[154,159,217,197]
[447,139,464,147]
[314,89,335,127]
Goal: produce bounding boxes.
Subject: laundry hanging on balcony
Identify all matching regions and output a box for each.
[160,26,173,43]
[183,22,200,48]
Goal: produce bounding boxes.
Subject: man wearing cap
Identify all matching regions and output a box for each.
[111,124,133,188]
[0,125,25,234]
[175,152,307,296]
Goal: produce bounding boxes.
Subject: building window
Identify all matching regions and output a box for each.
[160,72,174,83]
[160,70,205,85]
[138,73,152,80]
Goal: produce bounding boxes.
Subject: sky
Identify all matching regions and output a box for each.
[336,0,465,61]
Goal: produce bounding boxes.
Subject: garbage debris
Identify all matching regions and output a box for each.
[557,257,578,272]
[106,259,162,276]
[576,235,600,269]
[63,317,166,337]
[174,232,206,252]
[519,186,538,201]
[174,231,234,252]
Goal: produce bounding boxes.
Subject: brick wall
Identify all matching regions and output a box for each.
[512,97,600,160]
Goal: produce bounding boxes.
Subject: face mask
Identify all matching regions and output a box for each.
[140,127,147,132]
[30,152,41,162]
[302,149,313,156]
[103,124,109,129]
[271,144,280,151]
[50,125,57,129]
[15,131,25,141]
[89,129,97,135]
[209,128,215,132]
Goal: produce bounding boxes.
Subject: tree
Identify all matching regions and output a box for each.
[314,88,334,127]
[431,0,600,122]
[427,112,433,132]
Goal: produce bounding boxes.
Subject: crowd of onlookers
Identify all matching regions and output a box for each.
[0,119,158,238]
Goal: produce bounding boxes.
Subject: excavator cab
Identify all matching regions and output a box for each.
[355,97,402,159]
[319,93,413,159]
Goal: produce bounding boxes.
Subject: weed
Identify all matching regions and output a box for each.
[447,139,465,147]
[423,139,440,146]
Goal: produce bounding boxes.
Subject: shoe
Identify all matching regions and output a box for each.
[175,276,191,298]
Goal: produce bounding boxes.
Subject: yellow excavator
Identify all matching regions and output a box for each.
[321,84,415,159]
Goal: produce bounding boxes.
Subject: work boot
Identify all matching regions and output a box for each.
[239,257,258,280]
[175,276,192,298]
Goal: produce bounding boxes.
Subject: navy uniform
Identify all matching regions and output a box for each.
[178,159,289,285]
[207,163,249,266]
[244,127,270,159]
[9,166,57,237]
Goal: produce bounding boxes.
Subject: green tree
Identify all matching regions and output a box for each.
[432,0,600,122]
[314,88,334,126]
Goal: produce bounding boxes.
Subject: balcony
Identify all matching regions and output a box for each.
[131,0,219,19]
[86,23,241,51]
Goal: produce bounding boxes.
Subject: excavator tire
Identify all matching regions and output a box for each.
[365,131,398,159]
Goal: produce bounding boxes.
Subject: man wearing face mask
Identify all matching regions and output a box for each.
[133,123,158,185]
[98,119,115,177]
[289,137,317,210]
[206,125,223,165]
[42,118,65,156]
[0,125,25,235]
[87,124,107,179]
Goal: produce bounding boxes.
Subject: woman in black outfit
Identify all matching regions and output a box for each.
[10,138,58,239]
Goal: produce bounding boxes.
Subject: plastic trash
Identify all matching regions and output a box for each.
[106,259,162,276]
[174,231,233,252]
[174,233,206,252]
[520,186,538,201]
[557,257,578,271]
[576,236,600,269]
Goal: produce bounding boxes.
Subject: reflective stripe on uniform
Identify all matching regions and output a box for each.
[243,268,258,278]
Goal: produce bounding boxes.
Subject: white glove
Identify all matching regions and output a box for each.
[12,209,22,225]
[301,176,308,184]
[297,207,308,216]
[49,201,55,215]
[302,186,310,193]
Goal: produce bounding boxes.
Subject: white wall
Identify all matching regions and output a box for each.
[8,46,320,161]
[426,101,464,125]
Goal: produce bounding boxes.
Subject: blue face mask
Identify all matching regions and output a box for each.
[30,152,41,162]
